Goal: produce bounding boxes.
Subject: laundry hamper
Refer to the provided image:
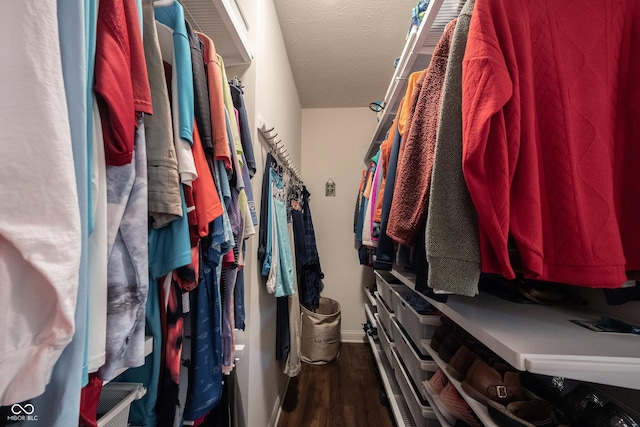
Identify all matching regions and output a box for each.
[301,297,341,364]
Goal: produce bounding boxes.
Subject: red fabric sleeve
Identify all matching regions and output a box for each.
[95,0,151,166]
[462,2,518,279]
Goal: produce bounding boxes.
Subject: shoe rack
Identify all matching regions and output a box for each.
[364,299,419,427]
[366,273,449,427]
[389,269,640,390]
[421,338,496,426]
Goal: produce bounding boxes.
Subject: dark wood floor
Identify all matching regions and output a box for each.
[277,343,395,427]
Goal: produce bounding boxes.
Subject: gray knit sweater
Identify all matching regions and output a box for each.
[425,0,480,296]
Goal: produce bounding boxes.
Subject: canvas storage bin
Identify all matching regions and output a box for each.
[301,297,341,364]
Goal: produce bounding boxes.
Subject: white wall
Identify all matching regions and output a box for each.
[227,0,302,425]
[301,107,377,342]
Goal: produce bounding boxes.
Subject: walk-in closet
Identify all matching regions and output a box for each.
[1,0,639,426]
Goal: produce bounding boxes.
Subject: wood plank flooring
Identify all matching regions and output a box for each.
[277,343,395,427]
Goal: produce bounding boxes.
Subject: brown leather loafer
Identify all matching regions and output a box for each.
[462,359,524,405]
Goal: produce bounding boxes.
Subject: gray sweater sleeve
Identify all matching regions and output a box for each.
[425,0,480,297]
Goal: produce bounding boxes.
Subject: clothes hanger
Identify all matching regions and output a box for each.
[229,76,244,92]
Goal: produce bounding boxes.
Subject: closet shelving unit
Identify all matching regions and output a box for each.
[364,0,466,162]
[181,0,253,66]
[421,340,496,427]
[389,267,640,390]
[363,0,640,424]
[365,303,417,427]
[364,1,464,425]
[364,286,378,309]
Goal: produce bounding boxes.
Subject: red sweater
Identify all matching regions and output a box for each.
[462,0,640,288]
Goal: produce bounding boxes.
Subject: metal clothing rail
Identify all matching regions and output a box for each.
[257,115,303,182]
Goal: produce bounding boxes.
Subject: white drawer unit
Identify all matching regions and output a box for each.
[392,318,438,400]
[375,270,403,310]
[392,347,441,427]
[376,313,396,367]
[376,292,396,342]
[391,286,442,356]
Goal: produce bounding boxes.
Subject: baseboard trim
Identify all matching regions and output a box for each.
[341,330,366,343]
[269,375,290,427]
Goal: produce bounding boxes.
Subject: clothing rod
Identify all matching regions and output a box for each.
[257,115,303,182]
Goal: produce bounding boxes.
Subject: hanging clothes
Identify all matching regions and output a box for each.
[156,274,184,427]
[462,0,640,288]
[188,23,215,155]
[157,21,198,186]
[219,55,244,166]
[0,0,81,407]
[183,222,224,422]
[386,19,457,247]
[262,168,295,297]
[298,187,324,311]
[284,217,302,377]
[99,117,149,381]
[196,31,232,169]
[143,0,182,230]
[230,84,257,177]
[87,95,108,375]
[425,0,480,297]
[94,0,152,166]
[154,1,194,144]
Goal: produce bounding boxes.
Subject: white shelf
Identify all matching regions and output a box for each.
[364,0,465,162]
[365,304,417,427]
[365,286,378,308]
[419,292,640,389]
[365,302,378,330]
[182,0,253,66]
[391,268,418,290]
[388,269,640,390]
[422,340,498,427]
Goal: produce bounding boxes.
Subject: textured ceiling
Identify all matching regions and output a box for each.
[274,0,420,108]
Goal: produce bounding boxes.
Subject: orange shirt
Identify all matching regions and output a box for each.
[397,71,424,138]
[191,120,223,238]
[196,32,231,170]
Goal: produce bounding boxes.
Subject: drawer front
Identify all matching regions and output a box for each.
[392,319,437,400]
[375,293,395,342]
[375,270,401,310]
[376,313,395,367]
[391,289,441,356]
[391,348,439,427]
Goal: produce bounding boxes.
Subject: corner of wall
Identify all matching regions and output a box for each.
[226,0,304,426]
